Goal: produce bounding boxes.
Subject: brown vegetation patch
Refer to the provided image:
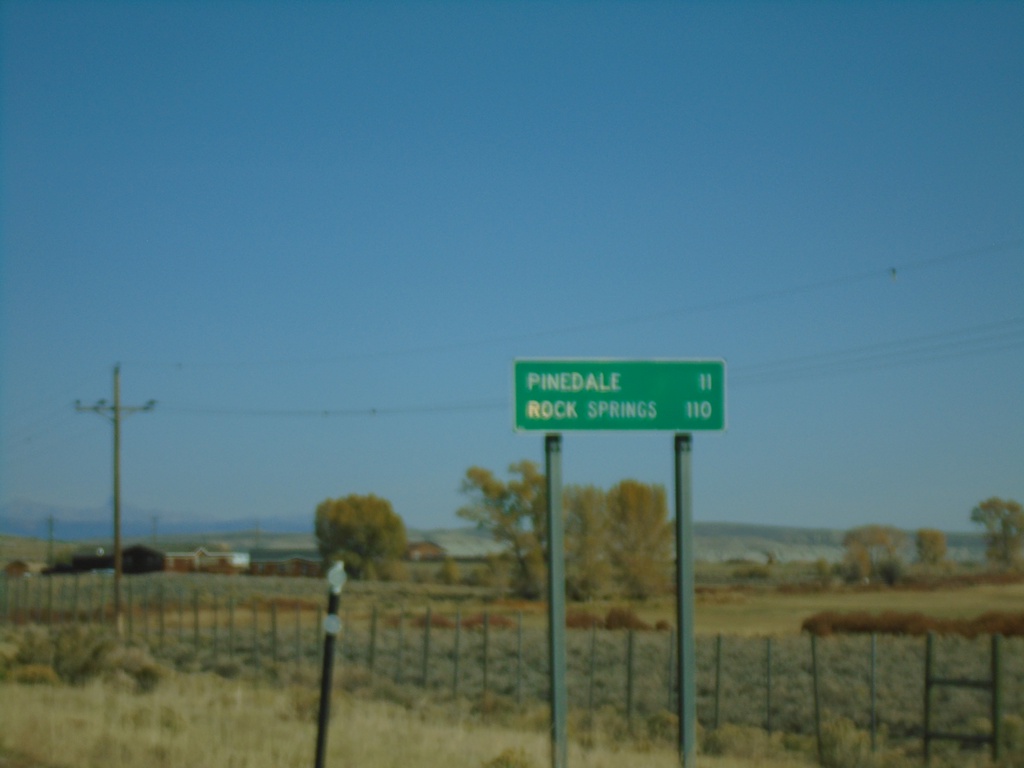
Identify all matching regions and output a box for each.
[264,597,318,612]
[603,607,651,631]
[802,610,1024,637]
[460,613,516,630]
[565,610,603,629]
[409,612,456,629]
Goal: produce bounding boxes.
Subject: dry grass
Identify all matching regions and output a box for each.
[0,673,809,768]
[801,610,1024,637]
[689,582,1024,636]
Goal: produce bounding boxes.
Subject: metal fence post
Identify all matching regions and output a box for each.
[714,633,723,730]
[992,634,1002,762]
[453,607,461,697]
[422,606,432,688]
[626,629,636,732]
[766,636,773,735]
[812,633,823,763]
[870,633,877,752]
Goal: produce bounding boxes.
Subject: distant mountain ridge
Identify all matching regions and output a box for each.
[1,499,987,563]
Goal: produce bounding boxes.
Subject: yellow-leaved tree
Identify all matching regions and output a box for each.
[564,484,612,601]
[607,479,671,599]
[314,494,407,580]
[970,497,1024,568]
[457,461,547,598]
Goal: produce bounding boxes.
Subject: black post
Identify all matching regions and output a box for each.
[314,563,347,768]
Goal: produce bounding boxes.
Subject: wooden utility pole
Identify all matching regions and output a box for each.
[76,364,155,635]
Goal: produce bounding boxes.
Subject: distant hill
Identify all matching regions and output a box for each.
[682,521,985,563]
[0,498,311,541]
[1,498,987,565]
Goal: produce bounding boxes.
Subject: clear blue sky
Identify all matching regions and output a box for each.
[2,1,1022,538]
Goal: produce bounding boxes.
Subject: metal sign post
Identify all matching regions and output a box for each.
[675,434,696,766]
[545,434,568,768]
[314,562,347,768]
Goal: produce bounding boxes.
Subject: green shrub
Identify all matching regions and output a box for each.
[877,558,905,586]
[1001,714,1024,762]
[106,645,166,692]
[53,626,117,684]
[15,627,53,666]
[643,710,678,743]
[438,558,461,586]
[604,607,651,631]
[481,747,535,768]
[819,717,875,768]
[0,640,19,677]
[11,663,60,685]
[702,724,778,760]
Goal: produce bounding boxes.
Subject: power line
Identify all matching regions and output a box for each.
[732,317,1024,386]
[120,239,1022,369]
[141,318,1023,418]
[158,398,506,419]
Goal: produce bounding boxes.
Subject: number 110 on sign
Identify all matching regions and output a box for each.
[686,373,715,419]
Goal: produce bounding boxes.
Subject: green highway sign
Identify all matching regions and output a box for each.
[514,359,726,432]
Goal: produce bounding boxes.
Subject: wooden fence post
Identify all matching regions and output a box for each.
[626,629,636,732]
[766,636,773,734]
[342,607,351,663]
[368,604,378,674]
[212,595,219,661]
[396,608,406,684]
[295,603,301,671]
[452,607,461,697]
[587,622,597,729]
[228,596,236,660]
[714,633,723,730]
[812,633,822,763]
[141,580,149,641]
[516,611,524,707]
[315,606,323,662]
[667,629,676,711]
[482,611,490,699]
[422,606,432,688]
[158,584,165,649]
[251,600,259,669]
[870,633,877,752]
[992,634,1003,762]
[192,590,200,652]
[126,579,134,637]
[271,602,279,665]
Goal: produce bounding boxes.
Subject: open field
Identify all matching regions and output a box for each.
[3,572,1023,766]
[6,569,1023,635]
[0,673,817,768]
